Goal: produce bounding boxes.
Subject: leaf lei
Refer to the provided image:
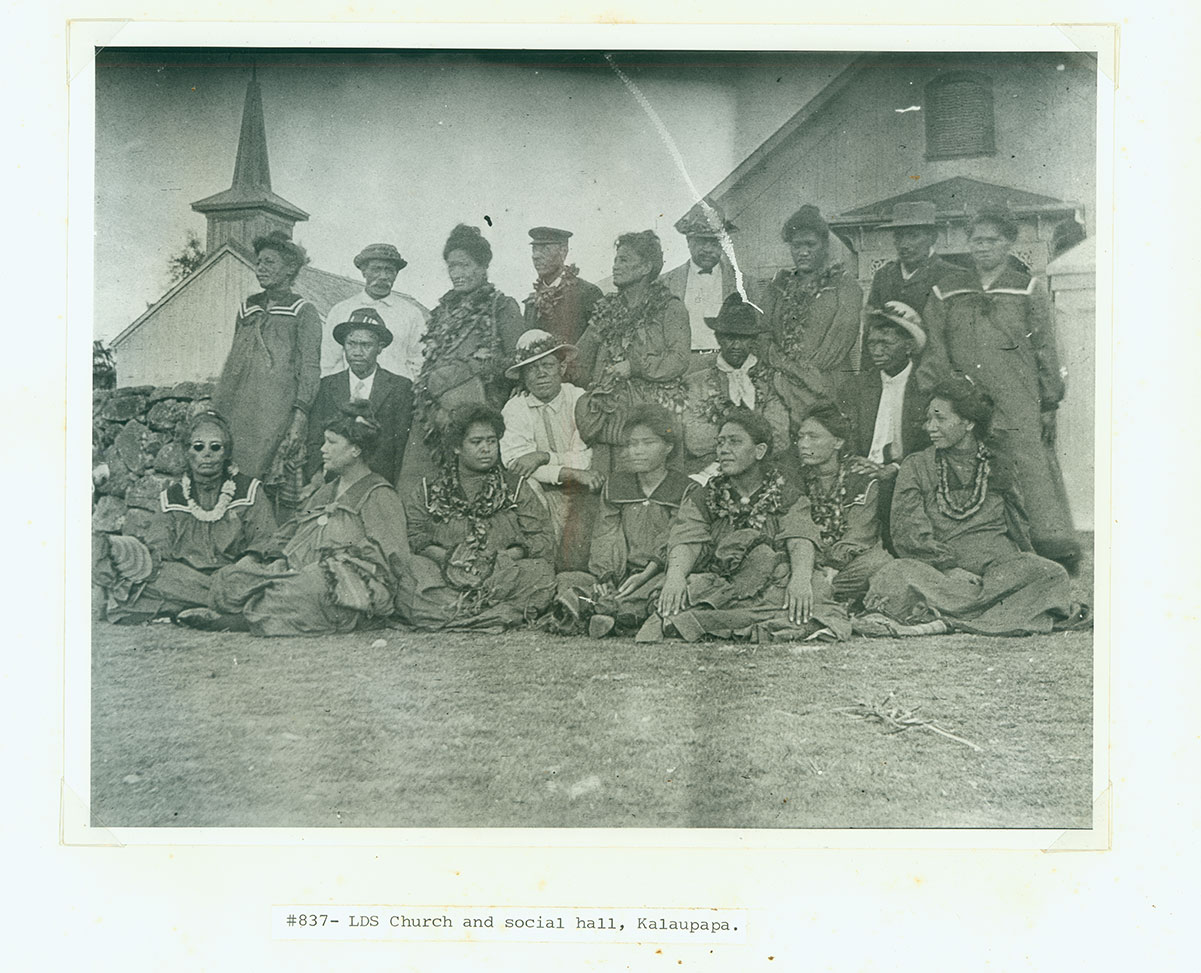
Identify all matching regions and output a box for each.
[180,467,240,523]
[526,264,579,320]
[935,444,991,520]
[586,282,688,412]
[776,263,845,355]
[413,284,503,443]
[696,359,777,426]
[800,461,850,547]
[425,465,515,565]
[704,467,788,532]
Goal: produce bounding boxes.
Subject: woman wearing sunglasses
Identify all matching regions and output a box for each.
[93,411,280,624]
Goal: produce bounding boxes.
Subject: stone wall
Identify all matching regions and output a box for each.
[92,382,215,536]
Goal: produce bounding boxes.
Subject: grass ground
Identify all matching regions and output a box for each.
[91,620,1093,830]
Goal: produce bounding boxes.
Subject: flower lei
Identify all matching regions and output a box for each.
[526,264,579,320]
[704,466,788,532]
[586,282,688,412]
[180,466,240,523]
[777,262,845,355]
[800,461,849,547]
[425,464,515,565]
[935,443,991,520]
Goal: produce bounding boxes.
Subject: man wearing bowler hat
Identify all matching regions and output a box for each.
[862,201,953,370]
[680,293,792,479]
[661,199,742,371]
[306,308,414,484]
[522,226,603,347]
[321,242,429,381]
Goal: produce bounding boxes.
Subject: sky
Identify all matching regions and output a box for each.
[93,49,847,341]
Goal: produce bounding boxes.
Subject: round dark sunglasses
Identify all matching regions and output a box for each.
[190,442,225,453]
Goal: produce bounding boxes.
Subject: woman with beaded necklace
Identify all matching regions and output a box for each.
[397,404,556,632]
[856,380,1077,636]
[647,409,850,643]
[794,404,893,608]
[93,411,279,624]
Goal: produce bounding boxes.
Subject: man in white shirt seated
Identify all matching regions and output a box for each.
[838,301,930,551]
[321,243,429,381]
[660,200,741,372]
[500,329,605,567]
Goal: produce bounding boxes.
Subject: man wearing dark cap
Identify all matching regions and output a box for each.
[322,242,430,381]
[307,308,414,484]
[522,226,603,347]
[680,293,791,479]
[862,202,953,370]
[661,200,741,369]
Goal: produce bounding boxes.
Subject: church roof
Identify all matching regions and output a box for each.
[191,77,309,222]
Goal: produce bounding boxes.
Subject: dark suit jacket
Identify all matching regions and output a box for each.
[839,365,930,463]
[522,274,604,347]
[305,366,414,484]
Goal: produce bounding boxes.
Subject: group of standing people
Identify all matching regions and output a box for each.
[94,196,1087,640]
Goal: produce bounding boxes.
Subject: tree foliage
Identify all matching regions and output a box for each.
[166,230,206,285]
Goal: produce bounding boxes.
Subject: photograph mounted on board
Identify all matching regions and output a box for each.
[88,45,1098,830]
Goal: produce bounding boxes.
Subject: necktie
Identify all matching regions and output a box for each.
[535,401,559,454]
[716,354,758,410]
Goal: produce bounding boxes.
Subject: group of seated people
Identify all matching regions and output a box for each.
[94,199,1088,640]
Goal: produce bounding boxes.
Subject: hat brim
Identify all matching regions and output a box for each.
[704,316,761,336]
[867,310,927,351]
[879,219,938,230]
[353,256,407,272]
[504,344,577,381]
[332,321,395,348]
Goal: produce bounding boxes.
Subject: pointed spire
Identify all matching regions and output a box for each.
[192,71,308,253]
[230,77,272,192]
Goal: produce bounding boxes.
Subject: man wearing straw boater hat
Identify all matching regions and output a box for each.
[321,242,430,381]
[661,199,741,370]
[862,201,953,370]
[522,226,604,347]
[306,307,414,484]
[680,292,793,480]
[500,329,604,567]
[839,300,930,552]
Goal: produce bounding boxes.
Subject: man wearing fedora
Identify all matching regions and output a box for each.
[661,200,742,371]
[306,308,414,484]
[500,329,604,568]
[681,293,792,479]
[321,243,429,381]
[862,201,954,370]
[839,301,931,552]
[522,226,603,348]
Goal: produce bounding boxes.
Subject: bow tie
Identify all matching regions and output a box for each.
[696,267,714,276]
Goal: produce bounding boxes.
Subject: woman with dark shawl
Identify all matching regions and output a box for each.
[93,411,278,624]
[856,381,1077,636]
[400,223,524,488]
[396,404,556,632]
[574,230,691,474]
[196,401,412,635]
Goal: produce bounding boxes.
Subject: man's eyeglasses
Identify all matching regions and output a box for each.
[190,442,225,453]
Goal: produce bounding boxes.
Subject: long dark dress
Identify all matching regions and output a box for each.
[918,266,1080,561]
[661,467,851,641]
[863,446,1071,634]
[209,471,412,636]
[574,282,691,474]
[556,470,696,629]
[94,472,278,622]
[213,292,322,481]
[760,263,863,396]
[400,284,523,488]
[396,467,556,632]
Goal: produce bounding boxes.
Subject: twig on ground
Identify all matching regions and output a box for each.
[839,692,983,752]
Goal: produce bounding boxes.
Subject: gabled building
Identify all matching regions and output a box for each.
[110,76,369,387]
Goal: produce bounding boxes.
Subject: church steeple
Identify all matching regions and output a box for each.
[191,72,309,253]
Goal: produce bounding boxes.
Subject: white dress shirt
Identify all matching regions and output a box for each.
[868,361,913,464]
[348,367,376,402]
[500,383,591,485]
[322,289,430,381]
[683,262,725,352]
